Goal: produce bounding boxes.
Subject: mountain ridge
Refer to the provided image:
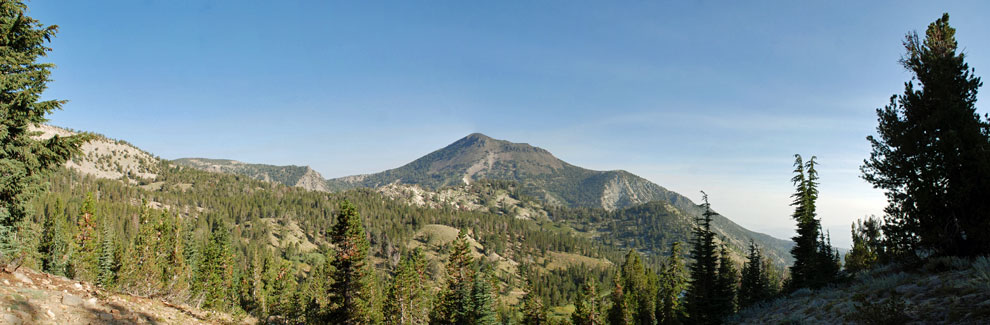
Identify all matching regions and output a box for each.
[325,133,694,212]
[172,157,330,192]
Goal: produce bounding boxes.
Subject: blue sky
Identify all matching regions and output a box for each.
[31,1,989,248]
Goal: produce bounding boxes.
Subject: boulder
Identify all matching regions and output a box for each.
[61,293,83,307]
[2,313,21,325]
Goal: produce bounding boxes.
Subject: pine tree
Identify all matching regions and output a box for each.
[0,0,88,263]
[265,258,299,319]
[620,250,657,325]
[431,229,476,325]
[327,200,380,324]
[385,248,430,325]
[607,272,633,325]
[303,249,336,322]
[788,155,818,290]
[657,242,687,325]
[471,271,498,325]
[242,248,266,318]
[845,216,883,273]
[520,270,548,325]
[862,13,990,257]
[73,193,101,281]
[117,206,159,295]
[38,199,68,275]
[683,192,720,325]
[572,278,601,325]
[156,211,189,298]
[816,231,841,283]
[713,245,737,318]
[97,217,117,288]
[116,208,190,299]
[738,241,773,309]
[197,222,236,311]
[787,155,838,290]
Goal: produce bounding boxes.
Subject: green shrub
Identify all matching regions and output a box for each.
[848,292,911,325]
[922,256,969,273]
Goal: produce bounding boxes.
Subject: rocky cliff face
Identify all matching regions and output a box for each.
[172,158,329,192]
[293,167,330,192]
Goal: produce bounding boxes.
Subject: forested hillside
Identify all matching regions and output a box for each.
[5,125,804,323]
[178,132,794,265]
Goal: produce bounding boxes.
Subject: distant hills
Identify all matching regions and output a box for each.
[175,132,794,264]
[171,133,699,211]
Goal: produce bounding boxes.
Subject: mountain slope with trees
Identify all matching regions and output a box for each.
[177,133,795,265]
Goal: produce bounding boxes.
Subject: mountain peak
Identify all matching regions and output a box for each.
[452,132,505,150]
[464,132,493,140]
[327,134,690,211]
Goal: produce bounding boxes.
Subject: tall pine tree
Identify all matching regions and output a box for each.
[862,13,990,257]
[197,222,236,311]
[431,229,476,324]
[656,242,687,325]
[572,278,602,325]
[385,248,430,325]
[97,217,117,288]
[607,272,633,325]
[471,269,499,325]
[73,193,100,282]
[327,200,380,324]
[787,155,839,290]
[738,241,774,309]
[620,250,657,325]
[683,192,729,325]
[0,0,88,264]
[713,245,737,318]
[519,268,549,325]
[38,199,68,275]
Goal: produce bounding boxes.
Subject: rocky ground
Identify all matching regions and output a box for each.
[731,256,990,324]
[0,267,246,325]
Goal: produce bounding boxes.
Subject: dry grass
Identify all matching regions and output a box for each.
[732,257,990,324]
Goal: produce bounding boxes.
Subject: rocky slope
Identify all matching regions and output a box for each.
[731,256,990,324]
[172,158,329,192]
[0,267,245,324]
[374,181,794,266]
[31,125,160,184]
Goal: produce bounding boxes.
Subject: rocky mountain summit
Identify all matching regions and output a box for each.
[326,133,692,211]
